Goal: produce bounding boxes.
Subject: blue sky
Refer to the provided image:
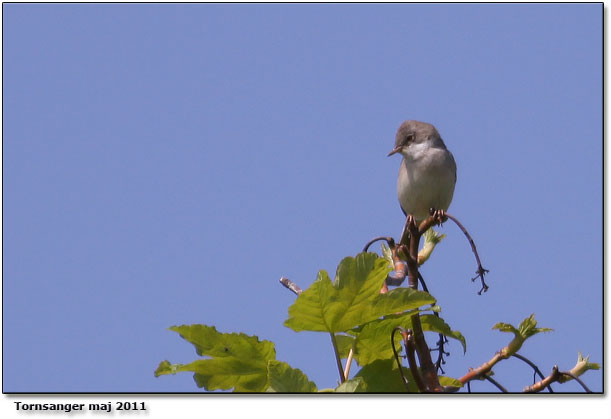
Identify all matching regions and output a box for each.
[3,3,602,393]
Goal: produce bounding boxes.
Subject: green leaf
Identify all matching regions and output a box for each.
[492,314,553,339]
[284,253,391,333]
[368,288,436,319]
[156,358,269,392]
[168,324,276,360]
[334,377,366,393]
[155,324,276,392]
[354,314,408,366]
[492,322,519,335]
[419,314,467,353]
[154,360,175,377]
[493,314,552,356]
[354,313,465,366]
[355,359,414,392]
[439,375,463,391]
[516,314,553,338]
[266,360,317,392]
[284,253,435,334]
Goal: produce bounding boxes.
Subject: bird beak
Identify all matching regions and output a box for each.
[387,147,401,157]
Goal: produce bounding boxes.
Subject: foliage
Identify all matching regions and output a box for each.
[493,313,553,357]
[155,250,599,393]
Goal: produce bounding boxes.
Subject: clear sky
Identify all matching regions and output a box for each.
[3,3,602,394]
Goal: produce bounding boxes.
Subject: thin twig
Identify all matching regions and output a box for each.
[362,236,395,253]
[443,212,489,294]
[559,371,592,393]
[391,327,411,391]
[329,333,346,384]
[417,271,449,373]
[483,374,508,392]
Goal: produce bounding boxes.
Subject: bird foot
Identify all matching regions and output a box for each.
[429,208,448,225]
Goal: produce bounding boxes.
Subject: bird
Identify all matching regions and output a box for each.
[388,120,457,223]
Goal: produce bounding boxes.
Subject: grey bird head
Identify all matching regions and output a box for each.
[387,120,445,157]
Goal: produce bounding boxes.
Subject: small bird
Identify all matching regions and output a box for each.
[388,120,457,222]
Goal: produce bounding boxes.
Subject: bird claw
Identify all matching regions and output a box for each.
[429,208,448,225]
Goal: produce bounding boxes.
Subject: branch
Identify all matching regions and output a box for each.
[483,374,508,392]
[459,351,504,385]
[512,353,553,392]
[523,366,560,393]
[391,327,412,391]
[442,211,489,294]
[362,236,395,253]
[523,367,593,393]
[329,333,346,384]
[404,329,426,392]
[399,214,442,392]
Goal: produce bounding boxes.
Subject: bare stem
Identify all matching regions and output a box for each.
[329,333,345,384]
[391,327,411,391]
[405,329,426,392]
[443,212,489,294]
[343,348,355,380]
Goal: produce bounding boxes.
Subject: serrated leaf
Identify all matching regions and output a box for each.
[419,314,467,353]
[284,253,391,333]
[266,360,317,392]
[169,324,275,360]
[155,324,276,392]
[334,377,366,393]
[493,314,552,356]
[517,314,553,338]
[492,322,519,335]
[354,312,465,366]
[156,358,268,391]
[369,288,436,319]
[492,314,552,339]
[354,313,409,366]
[355,359,414,392]
[154,360,175,377]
